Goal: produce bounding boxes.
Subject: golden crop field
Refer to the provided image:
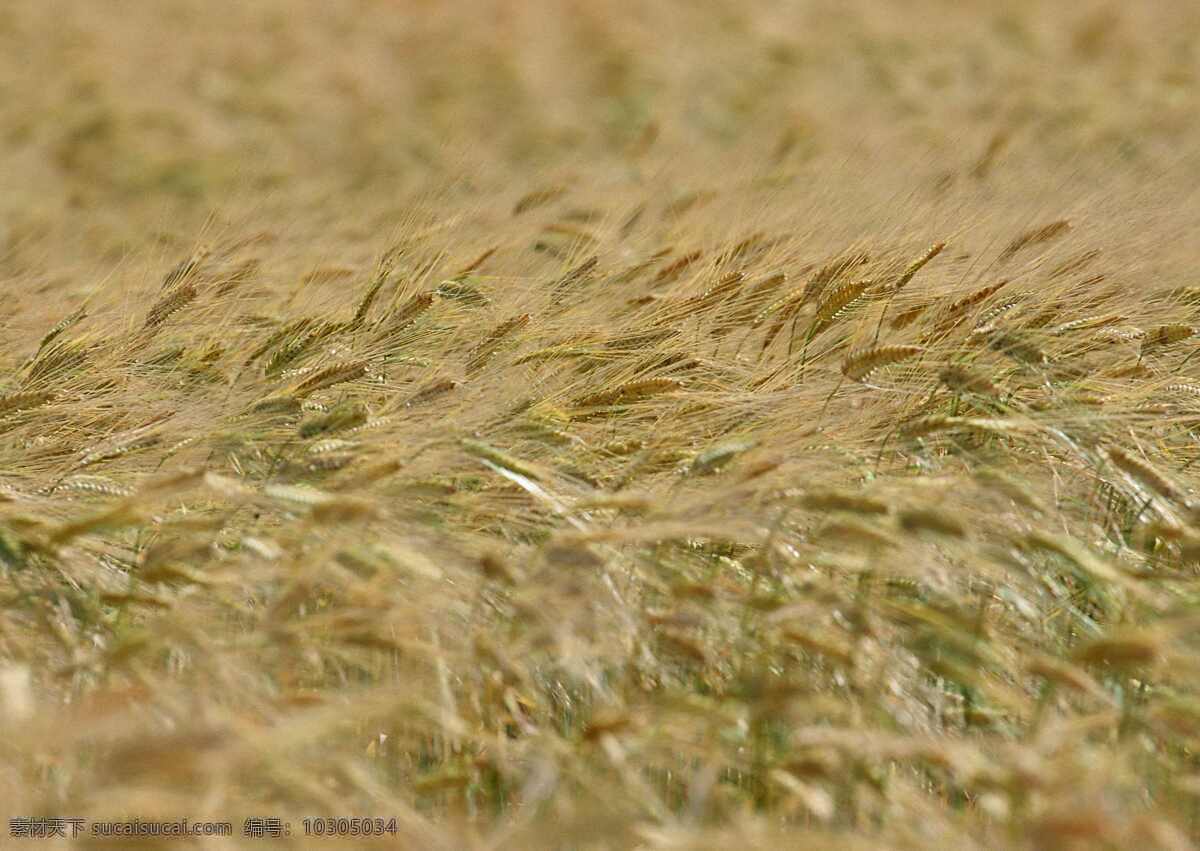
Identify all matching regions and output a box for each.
[3,1,1200,848]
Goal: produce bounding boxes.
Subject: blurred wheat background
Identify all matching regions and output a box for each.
[3,1,1200,848]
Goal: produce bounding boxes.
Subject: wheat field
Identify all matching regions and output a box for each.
[3,1,1200,848]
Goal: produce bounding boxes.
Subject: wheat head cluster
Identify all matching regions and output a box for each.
[3,1,1200,849]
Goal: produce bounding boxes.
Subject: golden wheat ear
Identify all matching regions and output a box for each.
[841,345,924,382]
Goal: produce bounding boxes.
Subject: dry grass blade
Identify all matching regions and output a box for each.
[461,438,545,482]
